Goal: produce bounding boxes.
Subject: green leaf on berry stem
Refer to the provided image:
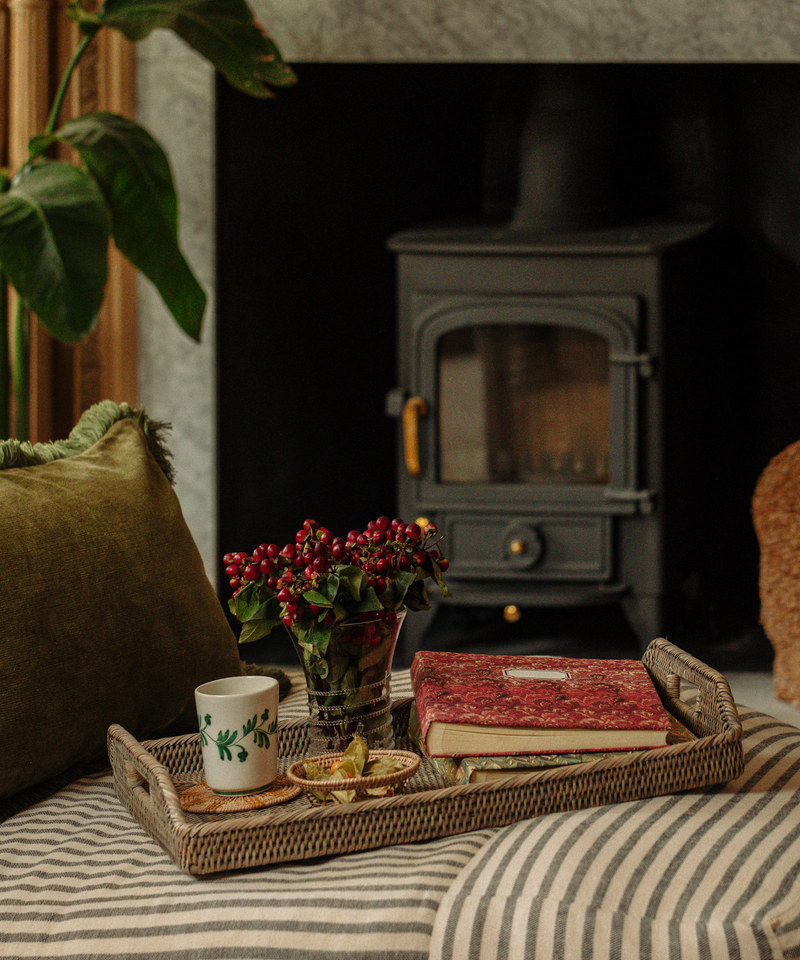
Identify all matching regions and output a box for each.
[302,589,333,608]
[431,559,452,597]
[326,642,352,685]
[233,592,282,643]
[308,620,333,657]
[404,580,431,611]
[317,574,340,604]
[238,617,271,644]
[351,587,384,613]
[228,581,259,619]
[337,565,366,602]
[333,602,350,622]
[390,569,417,607]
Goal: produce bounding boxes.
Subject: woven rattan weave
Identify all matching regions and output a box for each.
[285,749,421,803]
[108,639,743,876]
[753,438,800,708]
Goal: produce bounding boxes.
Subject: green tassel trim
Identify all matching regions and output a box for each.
[0,400,175,484]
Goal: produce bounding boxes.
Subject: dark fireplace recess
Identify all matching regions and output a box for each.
[216,62,800,669]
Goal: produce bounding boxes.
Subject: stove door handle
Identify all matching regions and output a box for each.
[402,396,428,476]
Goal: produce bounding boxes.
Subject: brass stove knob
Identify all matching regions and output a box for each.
[503,524,543,569]
[504,604,522,623]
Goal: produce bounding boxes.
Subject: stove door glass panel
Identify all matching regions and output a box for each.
[438,324,610,485]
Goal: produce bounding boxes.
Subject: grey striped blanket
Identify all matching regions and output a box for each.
[0,671,798,960]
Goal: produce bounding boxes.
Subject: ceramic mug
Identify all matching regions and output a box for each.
[195,675,279,795]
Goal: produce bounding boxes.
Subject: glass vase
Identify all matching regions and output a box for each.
[288,609,406,753]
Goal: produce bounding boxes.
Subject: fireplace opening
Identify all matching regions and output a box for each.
[216,62,800,669]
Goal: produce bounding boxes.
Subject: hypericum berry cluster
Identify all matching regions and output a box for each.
[224,516,450,631]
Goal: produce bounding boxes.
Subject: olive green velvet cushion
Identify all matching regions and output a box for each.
[0,415,245,802]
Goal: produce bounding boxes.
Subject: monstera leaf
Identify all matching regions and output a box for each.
[0,161,109,344]
[31,113,206,341]
[0,0,295,437]
[95,0,296,96]
[0,0,295,345]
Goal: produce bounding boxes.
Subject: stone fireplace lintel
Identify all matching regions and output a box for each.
[250,0,800,62]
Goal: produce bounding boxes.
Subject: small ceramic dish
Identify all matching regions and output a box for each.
[285,748,421,803]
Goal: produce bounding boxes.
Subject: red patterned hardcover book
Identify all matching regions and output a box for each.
[409,651,673,757]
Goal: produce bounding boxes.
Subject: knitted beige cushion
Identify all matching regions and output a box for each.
[0,412,244,802]
[752,438,800,708]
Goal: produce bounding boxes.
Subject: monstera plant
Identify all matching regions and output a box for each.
[0,0,295,438]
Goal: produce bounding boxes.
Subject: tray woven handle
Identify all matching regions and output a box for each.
[108,724,188,832]
[642,638,742,741]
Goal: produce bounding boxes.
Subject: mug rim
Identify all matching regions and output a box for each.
[195,674,278,698]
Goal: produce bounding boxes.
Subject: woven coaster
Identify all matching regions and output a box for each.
[178,775,301,813]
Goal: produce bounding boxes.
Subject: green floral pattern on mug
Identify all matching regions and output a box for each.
[198,709,277,762]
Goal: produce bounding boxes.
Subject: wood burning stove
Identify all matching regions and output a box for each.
[387,219,717,657]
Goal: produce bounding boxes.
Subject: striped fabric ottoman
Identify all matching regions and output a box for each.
[0,675,798,960]
[428,703,800,960]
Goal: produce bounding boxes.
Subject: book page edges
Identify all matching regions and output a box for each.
[426,721,669,757]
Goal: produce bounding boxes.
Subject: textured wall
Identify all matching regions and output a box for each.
[136,33,218,580]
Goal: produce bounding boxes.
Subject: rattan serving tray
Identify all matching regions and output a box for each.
[108,639,744,876]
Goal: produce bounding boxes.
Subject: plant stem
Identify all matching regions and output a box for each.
[13,299,29,442]
[0,275,8,438]
[44,32,96,137]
